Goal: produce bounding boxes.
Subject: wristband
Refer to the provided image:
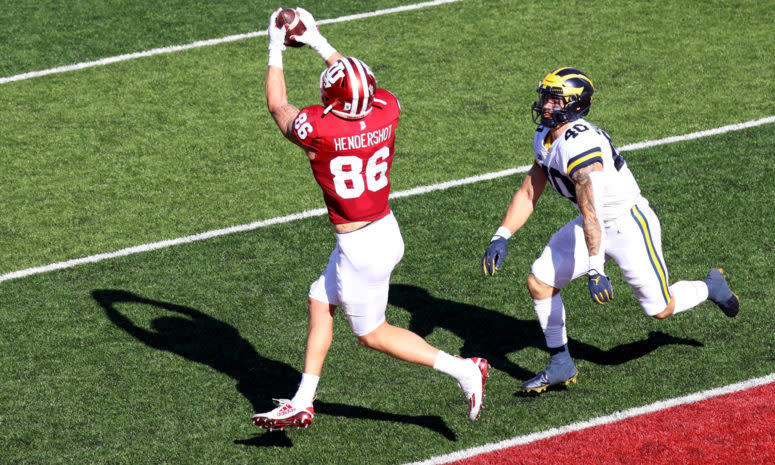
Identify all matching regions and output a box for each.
[267,48,283,69]
[588,254,605,275]
[491,226,512,242]
[312,40,337,61]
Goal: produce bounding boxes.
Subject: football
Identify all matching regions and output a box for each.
[275,8,306,48]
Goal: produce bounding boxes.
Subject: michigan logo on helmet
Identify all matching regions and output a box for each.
[531,67,595,128]
[319,57,376,120]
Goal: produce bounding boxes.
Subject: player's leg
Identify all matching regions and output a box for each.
[301,298,336,376]
[607,202,672,317]
[295,252,343,404]
[252,249,342,430]
[522,218,587,393]
[357,322,489,421]
[653,281,705,319]
[611,202,738,318]
[251,301,331,430]
[341,213,489,421]
[663,271,737,318]
[357,320,438,365]
[288,297,337,409]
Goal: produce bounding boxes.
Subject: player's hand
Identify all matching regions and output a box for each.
[588,272,613,304]
[268,8,287,52]
[482,237,508,276]
[291,8,324,44]
[292,7,336,59]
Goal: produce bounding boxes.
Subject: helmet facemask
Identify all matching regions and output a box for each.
[531,88,574,127]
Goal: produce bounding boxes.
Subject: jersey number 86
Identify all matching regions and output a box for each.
[330,147,389,199]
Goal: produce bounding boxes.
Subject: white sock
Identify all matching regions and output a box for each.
[534,294,567,348]
[291,373,319,407]
[669,280,709,314]
[433,351,471,382]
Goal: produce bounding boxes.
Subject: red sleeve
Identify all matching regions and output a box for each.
[292,106,325,152]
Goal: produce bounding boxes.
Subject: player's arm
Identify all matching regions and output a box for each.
[572,162,604,265]
[483,162,547,276]
[572,162,613,303]
[265,9,306,149]
[500,162,548,234]
[265,66,302,143]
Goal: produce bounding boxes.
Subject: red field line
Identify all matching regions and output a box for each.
[451,382,775,465]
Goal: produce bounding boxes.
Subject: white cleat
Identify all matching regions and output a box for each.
[458,357,490,422]
[252,399,314,430]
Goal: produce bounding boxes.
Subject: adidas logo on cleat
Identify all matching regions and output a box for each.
[252,399,314,431]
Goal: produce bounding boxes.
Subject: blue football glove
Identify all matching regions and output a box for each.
[482,237,508,276]
[588,272,613,304]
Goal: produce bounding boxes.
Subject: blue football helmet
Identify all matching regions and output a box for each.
[531,67,595,128]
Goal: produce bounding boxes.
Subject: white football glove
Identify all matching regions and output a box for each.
[292,7,337,60]
[267,8,285,68]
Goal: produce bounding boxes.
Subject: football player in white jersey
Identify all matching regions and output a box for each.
[252,8,489,430]
[482,67,739,393]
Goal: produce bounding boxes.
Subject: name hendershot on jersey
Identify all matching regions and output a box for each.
[334,126,392,151]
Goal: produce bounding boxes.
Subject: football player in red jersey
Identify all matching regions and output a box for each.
[252,8,489,431]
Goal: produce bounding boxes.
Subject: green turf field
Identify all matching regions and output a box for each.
[1,0,774,463]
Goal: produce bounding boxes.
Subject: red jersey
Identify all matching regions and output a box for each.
[292,88,400,224]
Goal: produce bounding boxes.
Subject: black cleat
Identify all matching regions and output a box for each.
[705,268,739,318]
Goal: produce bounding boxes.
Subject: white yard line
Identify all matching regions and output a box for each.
[402,372,775,465]
[1,115,773,284]
[0,0,463,85]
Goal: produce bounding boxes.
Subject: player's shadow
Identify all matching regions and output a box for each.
[389,284,703,382]
[92,289,456,445]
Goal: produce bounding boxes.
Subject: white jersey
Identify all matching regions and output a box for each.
[533,119,641,222]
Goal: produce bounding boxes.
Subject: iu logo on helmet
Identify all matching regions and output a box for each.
[322,61,346,88]
[319,57,377,120]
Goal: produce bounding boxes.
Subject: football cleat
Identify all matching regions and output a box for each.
[521,370,578,393]
[252,399,314,431]
[705,268,739,318]
[458,357,490,422]
[521,347,578,393]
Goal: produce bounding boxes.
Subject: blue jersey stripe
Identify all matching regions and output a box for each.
[567,147,603,177]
